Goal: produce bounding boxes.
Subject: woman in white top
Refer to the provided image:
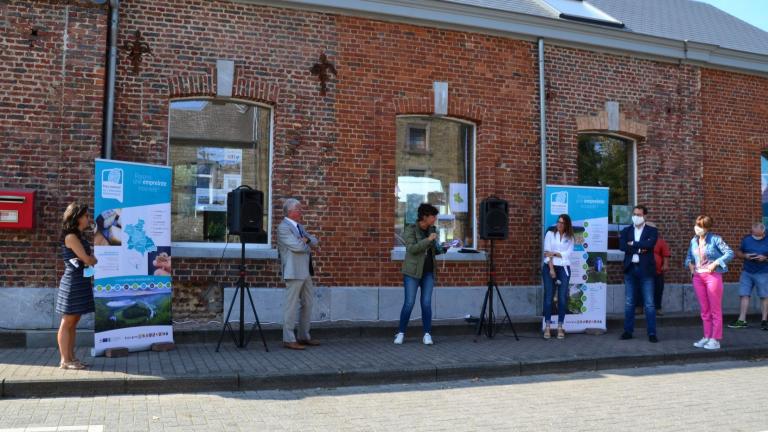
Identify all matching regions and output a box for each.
[542,213,574,339]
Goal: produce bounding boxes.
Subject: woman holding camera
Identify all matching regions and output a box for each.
[395,203,445,345]
[541,214,574,340]
[56,202,98,369]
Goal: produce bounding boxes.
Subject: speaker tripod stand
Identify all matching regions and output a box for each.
[475,239,519,340]
[215,239,269,352]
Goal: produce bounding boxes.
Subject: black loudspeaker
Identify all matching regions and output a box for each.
[227,186,264,235]
[479,197,509,240]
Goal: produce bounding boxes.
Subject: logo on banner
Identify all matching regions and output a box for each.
[550,191,568,215]
[102,168,124,202]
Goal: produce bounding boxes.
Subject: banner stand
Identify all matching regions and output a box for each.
[543,185,609,333]
[92,159,174,356]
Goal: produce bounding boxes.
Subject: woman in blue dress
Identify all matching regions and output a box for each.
[56,203,98,370]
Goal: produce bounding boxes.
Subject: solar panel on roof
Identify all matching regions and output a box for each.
[541,0,625,27]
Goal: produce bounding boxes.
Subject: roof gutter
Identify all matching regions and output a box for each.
[230,0,768,76]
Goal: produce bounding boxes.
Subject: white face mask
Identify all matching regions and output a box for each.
[631,215,645,226]
[694,226,706,236]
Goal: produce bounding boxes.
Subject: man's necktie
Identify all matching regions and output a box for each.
[298,224,314,276]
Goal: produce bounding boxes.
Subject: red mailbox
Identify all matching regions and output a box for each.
[0,189,36,230]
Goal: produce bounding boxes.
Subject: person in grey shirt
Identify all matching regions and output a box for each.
[277,198,319,350]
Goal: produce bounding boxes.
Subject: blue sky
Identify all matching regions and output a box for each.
[695,0,768,32]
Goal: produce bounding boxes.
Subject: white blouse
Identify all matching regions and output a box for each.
[542,230,573,267]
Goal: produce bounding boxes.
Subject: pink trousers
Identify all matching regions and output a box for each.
[692,272,723,340]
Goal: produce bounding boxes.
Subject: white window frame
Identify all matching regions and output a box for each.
[168,97,276,259]
[392,115,483,261]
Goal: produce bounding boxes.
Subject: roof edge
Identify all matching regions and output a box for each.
[228,0,768,76]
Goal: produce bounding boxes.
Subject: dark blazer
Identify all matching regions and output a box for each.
[619,224,658,274]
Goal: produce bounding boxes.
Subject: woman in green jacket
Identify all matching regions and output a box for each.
[395,203,445,345]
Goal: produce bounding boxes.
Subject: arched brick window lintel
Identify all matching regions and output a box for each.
[575,111,647,141]
[393,96,485,125]
[167,75,280,106]
[749,136,768,151]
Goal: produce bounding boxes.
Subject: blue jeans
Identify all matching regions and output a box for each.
[542,264,569,324]
[624,265,656,336]
[634,274,666,310]
[398,272,434,334]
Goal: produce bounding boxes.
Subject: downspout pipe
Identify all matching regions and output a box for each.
[538,38,547,239]
[103,0,119,159]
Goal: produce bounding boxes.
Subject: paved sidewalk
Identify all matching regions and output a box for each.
[2,323,767,398]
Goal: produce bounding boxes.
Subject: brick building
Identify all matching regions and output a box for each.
[2,0,767,330]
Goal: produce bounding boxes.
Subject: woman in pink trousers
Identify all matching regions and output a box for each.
[685,215,734,350]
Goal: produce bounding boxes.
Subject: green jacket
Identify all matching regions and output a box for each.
[401,223,446,279]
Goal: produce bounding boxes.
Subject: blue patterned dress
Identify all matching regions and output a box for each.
[56,236,95,315]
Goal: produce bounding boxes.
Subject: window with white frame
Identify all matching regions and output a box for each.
[168,100,271,244]
[577,134,635,250]
[395,116,475,249]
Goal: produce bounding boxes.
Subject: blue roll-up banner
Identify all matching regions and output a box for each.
[92,159,174,356]
[544,185,609,332]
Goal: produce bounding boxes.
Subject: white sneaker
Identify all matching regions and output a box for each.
[703,339,720,350]
[393,332,404,345]
[423,333,434,345]
[693,337,709,348]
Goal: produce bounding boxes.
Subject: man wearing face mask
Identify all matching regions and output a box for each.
[729,223,768,331]
[619,205,659,342]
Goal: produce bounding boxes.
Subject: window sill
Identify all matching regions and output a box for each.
[172,243,278,259]
[391,249,487,262]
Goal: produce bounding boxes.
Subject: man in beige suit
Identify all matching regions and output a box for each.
[278,198,319,350]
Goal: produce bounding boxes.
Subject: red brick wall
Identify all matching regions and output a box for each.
[0,0,106,286]
[111,2,540,318]
[3,0,768,320]
[543,45,704,283]
[105,0,340,317]
[331,17,540,287]
[701,68,768,280]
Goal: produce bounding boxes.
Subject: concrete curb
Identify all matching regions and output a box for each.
[3,347,766,398]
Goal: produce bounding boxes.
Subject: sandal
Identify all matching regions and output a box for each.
[73,358,89,367]
[557,327,565,340]
[543,325,551,340]
[59,360,86,370]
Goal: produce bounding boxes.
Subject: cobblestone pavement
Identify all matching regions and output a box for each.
[1,359,767,432]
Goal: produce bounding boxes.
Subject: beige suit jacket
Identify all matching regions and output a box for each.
[277,218,318,280]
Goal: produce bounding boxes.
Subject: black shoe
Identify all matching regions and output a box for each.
[620,332,633,340]
[761,320,768,331]
[648,335,659,343]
